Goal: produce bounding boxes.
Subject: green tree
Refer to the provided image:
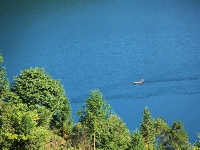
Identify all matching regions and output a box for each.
[140,107,155,150]
[165,121,190,150]
[129,130,146,150]
[76,90,131,150]
[11,67,73,138]
[0,100,68,149]
[99,114,131,150]
[0,101,52,149]
[77,90,111,149]
[0,53,9,100]
[193,146,200,150]
[153,117,171,149]
[193,133,200,150]
[71,122,92,150]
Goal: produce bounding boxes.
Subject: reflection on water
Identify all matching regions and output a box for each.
[1,0,200,143]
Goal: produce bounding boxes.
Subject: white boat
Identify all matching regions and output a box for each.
[134,79,144,85]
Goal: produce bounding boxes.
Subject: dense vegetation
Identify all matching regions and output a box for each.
[0,53,199,150]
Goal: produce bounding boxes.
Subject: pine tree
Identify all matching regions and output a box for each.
[166,121,190,150]
[77,90,111,149]
[129,130,146,150]
[153,117,171,149]
[140,107,155,150]
[99,114,131,150]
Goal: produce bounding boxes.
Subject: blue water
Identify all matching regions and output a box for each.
[1,0,200,143]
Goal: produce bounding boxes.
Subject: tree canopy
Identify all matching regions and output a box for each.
[140,107,155,150]
[129,130,146,150]
[11,67,73,137]
[76,90,131,149]
[0,53,195,149]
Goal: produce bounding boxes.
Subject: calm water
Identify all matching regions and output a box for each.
[1,0,200,143]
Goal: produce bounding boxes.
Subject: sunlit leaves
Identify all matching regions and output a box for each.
[77,90,110,133]
[76,90,131,149]
[0,102,42,149]
[99,114,131,150]
[12,67,67,110]
[9,67,73,145]
[166,121,190,150]
[129,130,146,150]
[140,107,155,150]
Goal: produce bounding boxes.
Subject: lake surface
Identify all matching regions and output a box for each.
[1,0,200,143]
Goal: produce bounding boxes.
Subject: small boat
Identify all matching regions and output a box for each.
[134,79,144,85]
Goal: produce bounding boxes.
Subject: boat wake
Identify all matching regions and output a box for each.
[146,76,200,84]
[70,75,200,103]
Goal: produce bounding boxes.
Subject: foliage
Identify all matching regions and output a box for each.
[12,67,69,111]
[193,133,200,149]
[98,114,131,150]
[26,127,68,150]
[77,90,110,128]
[0,95,67,150]
[129,130,146,150]
[76,90,131,150]
[77,90,111,147]
[0,53,9,100]
[140,107,155,150]
[195,133,200,147]
[71,122,93,150]
[0,101,51,149]
[76,90,111,149]
[139,109,190,150]
[165,121,190,150]
[153,117,171,149]
[29,104,53,128]
[193,146,200,150]
[0,53,195,149]
[11,67,73,138]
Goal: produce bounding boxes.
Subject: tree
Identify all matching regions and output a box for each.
[129,130,146,150]
[0,100,69,149]
[76,90,131,150]
[193,133,200,150]
[165,121,190,150]
[140,107,155,150]
[11,67,73,138]
[99,114,131,150]
[77,90,111,149]
[71,122,92,150]
[0,101,51,149]
[0,53,9,100]
[153,117,171,149]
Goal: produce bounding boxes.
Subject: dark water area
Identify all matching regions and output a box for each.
[1,0,200,143]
